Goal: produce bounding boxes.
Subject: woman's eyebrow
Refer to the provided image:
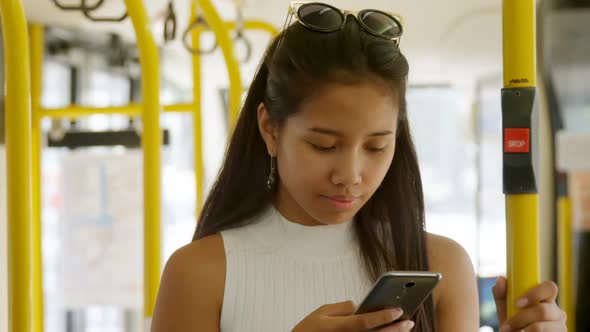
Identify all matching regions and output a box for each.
[308,127,393,137]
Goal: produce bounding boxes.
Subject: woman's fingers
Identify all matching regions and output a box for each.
[333,308,403,331]
[318,301,357,316]
[499,303,566,332]
[516,281,559,308]
[376,320,415,332]
[519,320,567,332]
[493,276,508,324]
[316,302,416,332]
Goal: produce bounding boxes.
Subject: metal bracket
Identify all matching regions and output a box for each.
[47,129,170,149]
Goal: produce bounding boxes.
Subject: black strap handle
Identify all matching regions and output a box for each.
[163,2,177,42]
[182,15,217,55]
[233,30,252,63]
[82,9,128,22]
[233,6,251,63]
[51,0,103,11]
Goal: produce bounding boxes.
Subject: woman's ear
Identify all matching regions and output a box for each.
[257,102,279,156]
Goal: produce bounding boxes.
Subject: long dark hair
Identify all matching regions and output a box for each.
[193,17,435,332]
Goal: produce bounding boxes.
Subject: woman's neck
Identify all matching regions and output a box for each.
[273,184,323,226]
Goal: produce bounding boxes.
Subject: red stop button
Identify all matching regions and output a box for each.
[504,128,530,153]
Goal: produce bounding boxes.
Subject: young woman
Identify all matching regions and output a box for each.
[151,3,566,331]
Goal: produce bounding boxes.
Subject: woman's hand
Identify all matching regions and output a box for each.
[292,301,414,332]
[493,276,567,332]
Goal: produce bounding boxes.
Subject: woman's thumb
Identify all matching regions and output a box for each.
[492,276,507,324]
[320,301,356,317]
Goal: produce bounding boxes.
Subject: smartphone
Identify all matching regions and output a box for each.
[354,271,442,322]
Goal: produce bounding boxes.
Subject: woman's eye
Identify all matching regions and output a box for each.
[367,146,387,153]
[309,142,336,151]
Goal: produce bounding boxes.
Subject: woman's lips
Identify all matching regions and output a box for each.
[321,195,358,209]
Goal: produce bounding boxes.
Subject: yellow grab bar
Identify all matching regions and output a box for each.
[502,0,540,318]
[1,0,33,330]
[505,194,540,316]
[190,2,205,212]
[124,0,163,322]
[29,23,45,332]
[503,0,536,88]
[42,105,141,118]
[41,103,194,119]
[198,0,242,130]
[189,2,276,211]
[557,196,574,332]
[163,103,193,112]
[229,20,279,36]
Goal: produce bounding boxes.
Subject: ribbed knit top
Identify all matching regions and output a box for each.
[219,205,373,332]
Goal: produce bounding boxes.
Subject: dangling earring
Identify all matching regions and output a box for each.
[266,155,276,190]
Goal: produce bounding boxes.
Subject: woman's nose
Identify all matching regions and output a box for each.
[330,151,362,187]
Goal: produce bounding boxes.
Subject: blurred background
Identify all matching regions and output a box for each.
[1,0,589,331]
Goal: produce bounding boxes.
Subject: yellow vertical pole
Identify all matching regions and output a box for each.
[505,195,539,315]
[503,1,537,88]
[557,196,574,332]
[0,0,33,331]
[29,23,45,332]
[502,0,540,318]
[123,0,162,324]
[198,0,243,130]
[190,3,205,214]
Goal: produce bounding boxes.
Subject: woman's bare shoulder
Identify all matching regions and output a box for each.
[426,232,473,271]
[426,232,475,293]
[426,232,479,331]
[163,234,226,290]
[173,234,226,270]
[151,234,226,332]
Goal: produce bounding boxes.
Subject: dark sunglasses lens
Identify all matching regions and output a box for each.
[360,11,402,38]
[298,4,343,31]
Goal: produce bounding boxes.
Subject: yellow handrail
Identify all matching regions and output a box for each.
[41,103,195,118]
[187,10,280,215]
[187,9,277,212]
[230,20,279,36]
[29,23,45,332]
[557,196,574,332]
[13,5,277,332]
[1,0,33,330]
[124,0,163,323]
[163,103,194,112]
[505,195,539,316]
[37,7,279,221]
[198,0,242,130]
[503,1,536,88]
[502,0,540,318]
[38,15,277,217]
[42,105,141,118]
[190,2,205,213]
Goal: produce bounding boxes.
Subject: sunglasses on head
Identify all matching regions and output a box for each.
[284,1,404,46]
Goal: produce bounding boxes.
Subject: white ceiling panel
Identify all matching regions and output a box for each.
[20,0,506,84]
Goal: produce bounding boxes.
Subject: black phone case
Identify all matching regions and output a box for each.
[354,272,441,323]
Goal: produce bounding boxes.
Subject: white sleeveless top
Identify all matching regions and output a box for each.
[219,206,373,332]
